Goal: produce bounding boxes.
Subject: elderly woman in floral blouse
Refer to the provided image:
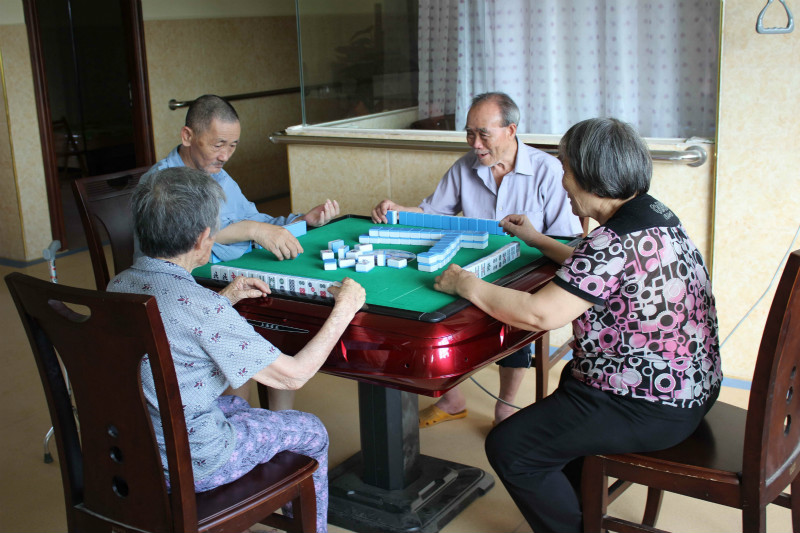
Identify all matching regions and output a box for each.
[433,117,722,533]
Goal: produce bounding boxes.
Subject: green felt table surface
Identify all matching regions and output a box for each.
[193,216,554,314]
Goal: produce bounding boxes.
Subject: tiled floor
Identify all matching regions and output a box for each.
[0,199,793,531]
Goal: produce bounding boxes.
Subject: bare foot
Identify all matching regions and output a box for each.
[434,387,467,415]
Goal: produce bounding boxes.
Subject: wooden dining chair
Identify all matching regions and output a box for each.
[52,117,88,179]
[6,272,318,533]
[72,167,150,290]
[40,168,146,463]
[580,249,800,533]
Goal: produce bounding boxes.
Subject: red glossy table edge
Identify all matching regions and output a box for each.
[228,255,559,397]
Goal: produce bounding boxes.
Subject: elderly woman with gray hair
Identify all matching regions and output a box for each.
[109,166,365,533]
[433,118,722,532]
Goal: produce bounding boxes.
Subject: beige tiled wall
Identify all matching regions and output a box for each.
[0,23,49,262]
[0,48,24,260]
[143,16,301,203]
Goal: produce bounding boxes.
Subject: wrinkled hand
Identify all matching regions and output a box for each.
[303,199,340,227]
[371,199,400,223]
[500,214,541,245]
[220,276,271,306]
[253,223,303,260]
[433,263,474,296]
[327,277,366,315]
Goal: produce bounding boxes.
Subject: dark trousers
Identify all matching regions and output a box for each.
[485,366,717,533]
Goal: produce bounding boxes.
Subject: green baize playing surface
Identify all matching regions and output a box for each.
[193,217,552,314]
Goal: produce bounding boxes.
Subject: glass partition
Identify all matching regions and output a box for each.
[296,0,720,139]
[296,0,419,127]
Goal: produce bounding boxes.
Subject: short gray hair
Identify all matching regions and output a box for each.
[471,92,520,127]
[185,94,239,134]
[558,117,652,199]
[133,167,226,258]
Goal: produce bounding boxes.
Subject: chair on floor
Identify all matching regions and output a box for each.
[6,272,318,533]
[532,216,590,401]
[40,168,148,462]
[72,167,149,290]
[531,330,572,401]
[580,249,800,533]
[52,117,88,179]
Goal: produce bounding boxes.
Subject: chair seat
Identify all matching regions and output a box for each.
[196,451,317,530]
[601,401,747,507]
[583,250,800,533]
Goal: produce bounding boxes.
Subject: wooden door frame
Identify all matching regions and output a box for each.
[22,0,155,248]
[121,0,155,168]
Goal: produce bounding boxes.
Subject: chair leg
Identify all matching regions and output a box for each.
[294,478,317,533]
[534,332,550,402]
[791,477,800,533]
[642,487,663,527]
[263,479,317,533]
[742,506,767,533]
[581,456,608,533]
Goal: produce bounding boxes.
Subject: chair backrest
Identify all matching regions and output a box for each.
[743,249,800,503]
[72,167,149,290]
[5,272,199,532]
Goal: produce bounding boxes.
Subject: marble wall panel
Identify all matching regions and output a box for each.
[713,1,800,379]
[386,150,460,209]
[288,144,390,216]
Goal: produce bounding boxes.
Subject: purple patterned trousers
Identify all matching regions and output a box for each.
[194,395,330,533]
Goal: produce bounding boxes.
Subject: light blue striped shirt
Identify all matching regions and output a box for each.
[143,147,303,261]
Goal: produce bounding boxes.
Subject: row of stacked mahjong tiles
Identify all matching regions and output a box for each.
[384,209,508,235]
[318,213,520,275]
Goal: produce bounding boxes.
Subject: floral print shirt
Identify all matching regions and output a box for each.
[553,194,722,407]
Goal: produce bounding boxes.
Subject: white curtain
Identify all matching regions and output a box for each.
[418,0,719,139]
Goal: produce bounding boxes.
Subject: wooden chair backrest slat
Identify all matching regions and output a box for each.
[72,167,149,290]
[5,273,197,532]
[744,250,800,502]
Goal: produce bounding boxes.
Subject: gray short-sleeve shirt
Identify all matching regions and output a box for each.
[109,256,280,480]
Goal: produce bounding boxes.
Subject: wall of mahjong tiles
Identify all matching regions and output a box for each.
[193,216,554,314]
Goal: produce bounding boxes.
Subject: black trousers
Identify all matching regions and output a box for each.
[485,366,718,533]
[497,342,533,368]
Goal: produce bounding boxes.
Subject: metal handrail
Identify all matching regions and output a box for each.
[168,87,302,110]
[270,131,708,167]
